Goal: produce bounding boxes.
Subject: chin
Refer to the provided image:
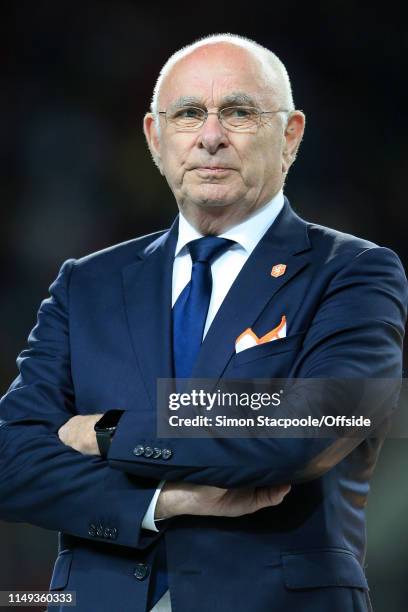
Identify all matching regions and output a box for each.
[195,199,232,209]
[192,186,241,209]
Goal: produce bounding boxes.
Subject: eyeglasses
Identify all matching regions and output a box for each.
[158,106,290,132]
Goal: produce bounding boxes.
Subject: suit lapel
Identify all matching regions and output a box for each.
[121,200,312,398]
[191,200,311,379]
[121,219,178,408]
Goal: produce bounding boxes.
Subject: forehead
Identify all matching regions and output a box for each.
[159,43,277,108]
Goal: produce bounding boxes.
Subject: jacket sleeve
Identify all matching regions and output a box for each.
[0,259,162,549]
[107,246,408,488]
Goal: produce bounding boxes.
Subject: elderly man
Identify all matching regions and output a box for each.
[0,34,406,612]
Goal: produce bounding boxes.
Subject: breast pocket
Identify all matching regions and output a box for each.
[229,332,305,379]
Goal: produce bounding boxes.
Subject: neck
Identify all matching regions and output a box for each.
[179,199,271,235]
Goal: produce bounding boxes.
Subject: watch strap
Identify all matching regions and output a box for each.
[96,429,113,459]
[94,410,124,458]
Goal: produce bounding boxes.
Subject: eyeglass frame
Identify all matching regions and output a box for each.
[157,105,291,132]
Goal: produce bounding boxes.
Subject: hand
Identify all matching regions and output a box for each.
[58,414,103,455]
[155,481,291,519]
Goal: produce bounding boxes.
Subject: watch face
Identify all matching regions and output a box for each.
[95,410,124,432]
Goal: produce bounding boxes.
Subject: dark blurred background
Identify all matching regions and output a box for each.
[1,1,407,610]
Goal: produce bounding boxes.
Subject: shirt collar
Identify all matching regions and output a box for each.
[175,189,285,257]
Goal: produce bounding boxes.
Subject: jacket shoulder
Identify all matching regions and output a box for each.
[306,221,378,259]
[70,229,169,274]
[304,220,406,291]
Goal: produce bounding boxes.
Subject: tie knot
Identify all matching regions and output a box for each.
[187,236,233,265]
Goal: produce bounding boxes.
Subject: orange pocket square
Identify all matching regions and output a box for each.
[235,316,287,353]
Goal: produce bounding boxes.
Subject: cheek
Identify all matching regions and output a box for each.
[240,144,274,181]
[161,153,184,185]
[234,134,280,172]
[255,140,283,177]
[162,141,192,180]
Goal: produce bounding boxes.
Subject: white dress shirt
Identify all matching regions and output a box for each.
[141,190,285,611]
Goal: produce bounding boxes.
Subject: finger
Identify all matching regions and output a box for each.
[256,484,291,509]
[268,484,291,505]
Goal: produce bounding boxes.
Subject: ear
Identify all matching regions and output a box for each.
[143,113,163,174]
[282,111,306,174]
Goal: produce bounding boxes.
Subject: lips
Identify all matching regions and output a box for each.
[194,166,232,173]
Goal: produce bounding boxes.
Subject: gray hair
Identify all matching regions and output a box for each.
[150,33,295,126]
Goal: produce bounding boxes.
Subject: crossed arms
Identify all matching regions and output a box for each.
[0,245,406,548]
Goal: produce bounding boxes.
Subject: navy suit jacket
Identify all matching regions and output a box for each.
[0,199,407,612]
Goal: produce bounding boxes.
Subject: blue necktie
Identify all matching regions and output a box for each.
[173,236,234,379]
[149,237,232,609]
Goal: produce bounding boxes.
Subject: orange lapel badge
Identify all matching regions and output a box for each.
[271,263,287,278]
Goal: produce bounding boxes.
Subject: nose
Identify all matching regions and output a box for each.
[196,112,229,154]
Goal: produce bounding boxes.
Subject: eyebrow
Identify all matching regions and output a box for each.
[221,92,259,107]
[168,92,259,111]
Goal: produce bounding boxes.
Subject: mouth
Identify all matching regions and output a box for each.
[194,166,233,174]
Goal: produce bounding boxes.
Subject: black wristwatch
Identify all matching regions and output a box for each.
[94,410,124,458]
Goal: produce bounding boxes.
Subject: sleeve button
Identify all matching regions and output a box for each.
[88,523,96,537]
[134,563,149,580]
[162,448,172,460]
[152,448,162,459]
[143,446,154,458]
[110,527,118,540]
[133,445,145,456]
